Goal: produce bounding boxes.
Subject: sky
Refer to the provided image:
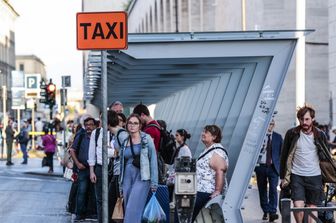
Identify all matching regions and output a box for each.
[9,0,83,92]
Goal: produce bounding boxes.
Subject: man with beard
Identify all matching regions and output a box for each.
[280,105,329,223]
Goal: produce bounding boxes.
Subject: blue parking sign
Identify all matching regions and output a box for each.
[27,76,38,89]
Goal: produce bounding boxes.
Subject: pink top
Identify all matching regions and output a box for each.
[42,134,57,153]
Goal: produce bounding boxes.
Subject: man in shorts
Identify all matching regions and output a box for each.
[280,105,328,223]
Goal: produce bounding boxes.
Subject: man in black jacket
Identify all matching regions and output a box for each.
[280,105,330,223]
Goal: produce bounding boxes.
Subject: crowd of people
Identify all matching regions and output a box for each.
[63,101,229,223]
[3,102,336,223]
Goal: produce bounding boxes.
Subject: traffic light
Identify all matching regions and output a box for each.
[39,81,48,104]
[46,83,56,106]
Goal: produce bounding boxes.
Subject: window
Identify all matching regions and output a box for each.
[19,63,24,71]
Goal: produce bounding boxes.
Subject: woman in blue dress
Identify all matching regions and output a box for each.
[119,113,158,223]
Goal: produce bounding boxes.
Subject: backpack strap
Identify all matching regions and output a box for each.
[146,123,161,130]
[172,143,185,161]
[74,131,85,156]
[116,129,126,147]
[197,147,228,161]
[95,128,101,149]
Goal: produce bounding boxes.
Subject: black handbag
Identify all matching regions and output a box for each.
[130,137,140,168]
[42,156,49,167]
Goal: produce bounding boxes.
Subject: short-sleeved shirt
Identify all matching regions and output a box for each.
[144,120,161,151]
[72,130,91,167]
[177,144,192,158]
[196,143,229,194]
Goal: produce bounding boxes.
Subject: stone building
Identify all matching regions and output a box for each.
[0,0,18,116]
[16,54,47,81]
[127,0,332,135]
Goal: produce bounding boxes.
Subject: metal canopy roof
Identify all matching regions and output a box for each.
[85,30,310,222]
[87,30,310,107]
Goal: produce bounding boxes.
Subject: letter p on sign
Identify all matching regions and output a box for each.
[77,11,128,50]
[27,76,37,88]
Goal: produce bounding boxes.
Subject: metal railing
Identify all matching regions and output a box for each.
[281,198,336,223]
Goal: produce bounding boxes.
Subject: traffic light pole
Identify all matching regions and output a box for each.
[61,85,67,156]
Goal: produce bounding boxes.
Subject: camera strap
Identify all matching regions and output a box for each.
[129,137,137,159]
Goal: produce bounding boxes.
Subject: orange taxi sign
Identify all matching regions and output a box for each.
[76,11,128,50]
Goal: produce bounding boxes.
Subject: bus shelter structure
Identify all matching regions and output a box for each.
[85,30,310,222]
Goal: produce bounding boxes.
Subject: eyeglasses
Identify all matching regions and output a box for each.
[128,122,139,126]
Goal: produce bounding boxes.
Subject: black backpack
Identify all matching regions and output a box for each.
[17,130,29,144]
[147,123,177,165]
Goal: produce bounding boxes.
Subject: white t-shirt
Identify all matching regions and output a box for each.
[177,144,192,158]
[292,131,321,176]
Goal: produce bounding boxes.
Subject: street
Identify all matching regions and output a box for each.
[0,154,282,223]
[0,156,72,223]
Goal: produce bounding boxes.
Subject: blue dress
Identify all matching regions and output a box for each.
[122,143,150,223]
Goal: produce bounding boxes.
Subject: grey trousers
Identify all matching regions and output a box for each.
[6,141,13,163]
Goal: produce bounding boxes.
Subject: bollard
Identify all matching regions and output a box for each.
[281,198,291,223]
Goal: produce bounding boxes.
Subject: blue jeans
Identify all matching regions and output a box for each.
[255,164,279,214]
[76,168,91,216]
[20,144,28,163]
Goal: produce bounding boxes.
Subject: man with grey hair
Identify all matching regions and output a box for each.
[109,101,123,114]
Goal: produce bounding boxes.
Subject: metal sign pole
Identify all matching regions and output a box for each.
[31,99,35,150]
[101,50,108,223]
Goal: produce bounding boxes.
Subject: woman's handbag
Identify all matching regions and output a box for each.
[112,197,124,222]
[42,156,49,167]
[63,167,73,180]
[132,155,141,168]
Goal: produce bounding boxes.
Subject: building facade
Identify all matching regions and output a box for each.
[0,0,18,117]
[15,55,47,81]
[330,0,336,128]
[127,0,332,135]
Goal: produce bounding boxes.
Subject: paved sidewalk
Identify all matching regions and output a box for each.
[1,151,64,178]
